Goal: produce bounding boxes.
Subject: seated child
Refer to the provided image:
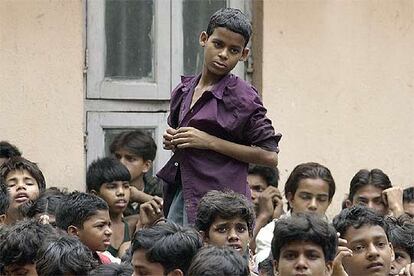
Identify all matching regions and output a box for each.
[0,181,9,226]
[271,213,337,276]
[332,205,394,276]
[0,219,59,276]
[55,191,113,264]
[110,130,163,216]
[89,263,133,276]
[386,217,414,275]
[403,187,414,218]
[0,141,21,166]
[0,156,46,224]
[256,162,336,264]
[36,235,99,275]
[131,222,202,276]
[345,168,404,217]
[86,157,132,257]
[188,246,250,276]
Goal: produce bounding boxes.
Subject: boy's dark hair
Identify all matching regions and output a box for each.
[0,219,59,268]
[36,235,99,276]
[206,8,252,46]
[0,141,22,159]
[0,156,46,191]
[403,187,414,203]
[348,169,392,201]
[0,181,9,215]
[89,263,133,276]
[109,130,157,161]
[55,191,108,231]
[188,246,250,276]
[132,222,202,275]
[23,187,66,220]
[194,190,255,235]
[86,157,131,192]
[385,217,414,260]
[248,164,279,187]
[284,162,336,210]
[271,213,338,263]
[333,205,388,238]
[258,256,275,276]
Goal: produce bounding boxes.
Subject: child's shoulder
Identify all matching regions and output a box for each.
[224,74,262,109]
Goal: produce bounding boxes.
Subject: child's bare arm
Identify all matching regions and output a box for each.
[171,126,278,168]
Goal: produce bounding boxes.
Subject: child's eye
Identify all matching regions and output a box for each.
[213,41,221,48]
[237,225,247,233]
[299,194,312,200]
[283,252,296,260]
[353,244,365,253]
[230,48,240,54]
[216,227,227,233]
[377,241,386,248]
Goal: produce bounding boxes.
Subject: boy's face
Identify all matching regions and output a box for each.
[74,209,112,252]
[97,181,130,214]
[114,149,151,183]
[403,201,414,218]
[390,247,411,275]
[287,178,331,216]
[3,263,38,276]
[203,216,250,254]
[5,169,40,211]
[342,225,393,276]
[199,27,249,77]
[247,174,269,208]
[132,249,165,276]
[273,240,332,276]
[346,185,387,216]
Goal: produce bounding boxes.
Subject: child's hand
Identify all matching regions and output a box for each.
[171,127,214,150]
[256,186,283,221]
[332,234,352,276]
[163,127,177,151]
[399,263,414,275]
[382,187,404,217]
[138,196,164,229]
[130,186,154,203]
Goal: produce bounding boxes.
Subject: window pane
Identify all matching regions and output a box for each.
[105,0,154,80]
[183,0,226,75]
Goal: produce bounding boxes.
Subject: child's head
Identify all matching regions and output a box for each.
[403,187,414,217]
[89,263,133,276]
[0,181,9,225]
[385,217,414,275]
[0,141,21,166]
[87,157,131,215]
[0,219,59,276]
[284,162,335,216]
[346,168,392,216]
[188,246,250,276]
[55,191,112,252]
[131,222,202,276]
[194,190,255,254]
[271,213,337,276]
[258,257,275,276]
[333,205,393,276]
[248,165,279,207]
[36,235,99,276]
[109,130,156,182]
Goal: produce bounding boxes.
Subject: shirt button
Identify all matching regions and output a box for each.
[174,162,179,167]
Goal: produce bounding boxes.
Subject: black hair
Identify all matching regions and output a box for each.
[348,169,392,201]
[86,157,131,192]
[194,190,255,235]
[284,162,336,210]
[89,263,133,276]
[0,141,22,159]
[109,130,157,161]
[333,205,388,238]
[385,217,414,260]
[0,156,46,191]
[271,213,338,263]
[258,256,275,276]
[132,222,202,275]
[188,246,250,276]
[248,164,279,187]
[36,235,99,276]
[55,191,108,231]
[0,180,9,216]
[23,187,66,219]
[0,219,59,268]
[403,187,414,203]
[206,8,252,46]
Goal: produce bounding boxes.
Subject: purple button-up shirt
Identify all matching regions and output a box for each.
[157,73,281,224]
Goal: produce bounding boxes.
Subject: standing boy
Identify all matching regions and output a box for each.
[158,8,281,225]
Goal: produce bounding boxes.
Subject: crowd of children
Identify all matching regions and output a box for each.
[1,7,414,276]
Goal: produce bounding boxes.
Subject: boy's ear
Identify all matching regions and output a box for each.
[345,199,353,208]
[143,160,152,174]
[272,260,279,276]
[89,189,98,195]
[199,230,209,245]
[0,214,6,225]
[389,242,394,262]
[67,225,80,236]
[167,269,184,276]
[286,192,293,206]
[325,260,333,276]
[239,47,250,61]
[199,31,209,47]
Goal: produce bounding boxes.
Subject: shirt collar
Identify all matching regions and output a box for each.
[180,74,234,100]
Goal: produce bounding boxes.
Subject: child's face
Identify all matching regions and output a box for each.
[287,178,330,216]
[76,209,112,252]
[203,216,250,254]
[98,181,130,214]
[247,173,269,208]
[348,185,387,216]
[342,225,393,276]
[199,27,249,77]
[3,263,37,276]
[114,149,150,183]
[273,240,332,276]
[403,201,414,217]
[132,249,165,276]
[390,246,411,275]
[5,169,40,211]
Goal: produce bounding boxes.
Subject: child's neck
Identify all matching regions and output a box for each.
[109,210,124,222]
[5,208,21,225]
[131,174,145,191]
[199,66,226,87]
